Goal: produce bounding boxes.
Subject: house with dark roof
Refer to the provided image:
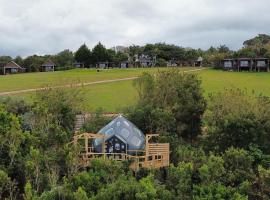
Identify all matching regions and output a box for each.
[167,60,178,67]
[0,61,23,75]
[236,58,253,71]
[41,59,56,72]
[73,62,85,68]
[221,59,235,70]
[120,61,130,68]
[194,56,203,67]
[96,62,109,69]
[254,58,269,72]
[135,54,156,67]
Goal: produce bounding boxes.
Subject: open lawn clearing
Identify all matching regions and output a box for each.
[197,69,270,96]
[4,68,270,112]
[0,67,196,93]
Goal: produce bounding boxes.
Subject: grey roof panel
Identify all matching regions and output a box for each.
[93,115,145,152]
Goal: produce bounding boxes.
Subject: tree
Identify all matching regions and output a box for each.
[257,165,270,199]
[0,106,24,166]
[54,49,74,70]
[204,89,270,153]
[114,51,128,64]
[74,187,89,200]
[223,148,254,186]
[242,34,270,56]
[234,47,256,58]
[14,56,23,66]
[0,169,18,199]
[218,45,230,53]
[167,162,194,199]
[129,70,206,143]
[0,56,12,63]
[92,42,109,64]
[23,55,46,72]
[74,44,92,67]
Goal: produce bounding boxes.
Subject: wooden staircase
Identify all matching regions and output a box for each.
[74,115,85,132]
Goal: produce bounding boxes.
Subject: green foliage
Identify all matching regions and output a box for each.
[199,154,225,184]
[155,58,167,66]
[128,70,206,144]
[167,162,194,199]
[0,96,30,115]
[244,34,270,47]
[0,55,12,63]
[0,105,25,166]
[204,89,270,153]
[258,165,270,199]
[0,170,12,198]
[74,44,92,67]
[24,181,38,200]
[74,187,89,200]
[92,42,109,64]
[223,148,254,186]
[54,49,74,70]
[23,55,48,72]
[91,175,158,200]
[234,47,257,58]
[82,109,112,133]
[193,183,248,200]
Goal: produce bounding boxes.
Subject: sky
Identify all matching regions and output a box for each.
[0,0,270,57]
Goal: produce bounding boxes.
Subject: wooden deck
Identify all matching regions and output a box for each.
[70,133,170,171]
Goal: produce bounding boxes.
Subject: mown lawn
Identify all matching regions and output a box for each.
[197,69,270,96]
[3,68,270,112]
[0,67,192,92]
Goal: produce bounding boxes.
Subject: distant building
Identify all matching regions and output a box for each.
[236,58,253,71]
[120,61,130,68]
[221,58,269,72]
[194,56,203,67]
[73,62,85,68]
[254,58,269,72]
[221,59,235,70]
[167,60,178,67]
[41,59,56,72]
[135,54,156,67]
[0,61,23,75]
[96,62,109,69]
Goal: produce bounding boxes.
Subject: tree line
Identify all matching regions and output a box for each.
[1,34,270,71]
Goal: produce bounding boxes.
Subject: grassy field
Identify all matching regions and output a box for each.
[197,69,270,96]
[0,68,191,92]
[2,68,270,112]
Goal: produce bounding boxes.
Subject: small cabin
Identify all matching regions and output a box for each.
[136,55,155,67]
[0,61,23,75]
[254,58,269,72]
[221,59,234,70]
[194,57,203,67]
[74,62,85,68]
[120,61,129,68]
[96,62,109,69]
[236,58,253,71]
[71,115,170,170]
[41,60,56,72]
[94,115,145,154]
[167,60,178,67]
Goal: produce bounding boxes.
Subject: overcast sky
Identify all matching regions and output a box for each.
[0,0,270,57]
